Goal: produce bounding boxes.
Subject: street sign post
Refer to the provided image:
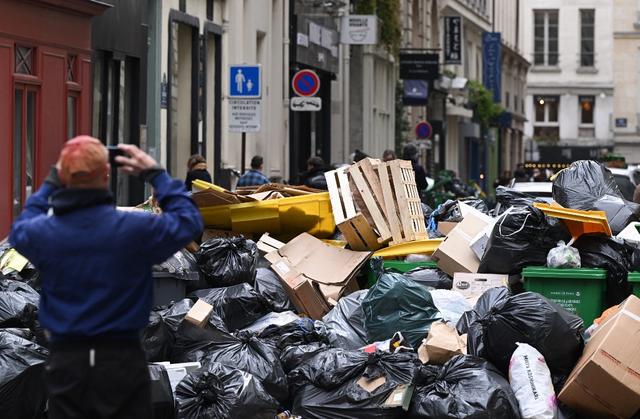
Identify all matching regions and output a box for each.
[228,64,261,174]
[290,97,322,111]
[292,69,321,97]
[415,121,433,140]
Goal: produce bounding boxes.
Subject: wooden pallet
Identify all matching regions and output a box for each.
[380,160,428,244]
[337,213,382,251]
[348,159,392,243]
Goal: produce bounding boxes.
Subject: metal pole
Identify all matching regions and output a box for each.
[241,132,246,174]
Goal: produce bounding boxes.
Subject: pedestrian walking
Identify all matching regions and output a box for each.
[237,155,270,187]
[299,156,328,189]
[403,143,428,191]
[184,154,212,190]
[382,149,396,162]
[9,136,203,419]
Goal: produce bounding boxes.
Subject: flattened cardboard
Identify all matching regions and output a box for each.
[257,233,285,255]
[418,322,467,364]
[433,212,491,277]
[452,272,509,304]
[558,295,640,418]
[357,376,386,392]
[383,384,414,410]
[184,299,213,328]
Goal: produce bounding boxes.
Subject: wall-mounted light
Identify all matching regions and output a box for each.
[538,98,545,105]
[599,92,606,99]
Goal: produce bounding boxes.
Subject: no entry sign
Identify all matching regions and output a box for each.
[415,121,433,139]
[292,69,320,97]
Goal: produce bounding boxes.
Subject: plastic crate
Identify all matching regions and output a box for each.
[628,272,640,298]
[522,266,607,326]
[366,260,437,288]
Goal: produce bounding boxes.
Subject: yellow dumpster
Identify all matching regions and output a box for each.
[533,202,612,240]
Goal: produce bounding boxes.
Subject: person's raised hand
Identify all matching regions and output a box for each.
[115,144,159,177]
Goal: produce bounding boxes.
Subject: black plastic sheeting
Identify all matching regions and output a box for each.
[0,279,39,329]
[0,331,48,419]
[459,290,584,380]
[289,349,419,419]
[575,234,634,307]
[153,249,200,282]
[258,318,329,354]
[253,268,294,312]
[409,355,521,419]
[190,283,270,331]
[403,267,452,290]
[323,290,369,350]
[494,186,545,216]
[195,237,258,287]
[363,259,441,349]
[175,361,278,419]
[479,206,571,274]
[171,323,288,404]
[552,160,622,210]
[148,364,176,419]
[592,195,640,235]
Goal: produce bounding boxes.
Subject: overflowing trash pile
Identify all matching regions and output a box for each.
[1,159,640,418]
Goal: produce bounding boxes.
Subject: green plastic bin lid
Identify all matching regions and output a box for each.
[382,260,437,272]
[522,266,607,279]
[628,272,640,282]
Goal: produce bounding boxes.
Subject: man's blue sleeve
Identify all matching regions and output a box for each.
[143,171,204,264]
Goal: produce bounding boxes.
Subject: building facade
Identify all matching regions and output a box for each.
[613,0,640,163]
[522,0,614,164]
[0,0,108,237]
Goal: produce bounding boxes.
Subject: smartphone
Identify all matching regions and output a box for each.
[107,145,125,167]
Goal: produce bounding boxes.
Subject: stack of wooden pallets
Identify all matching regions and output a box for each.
[325,158,427,251]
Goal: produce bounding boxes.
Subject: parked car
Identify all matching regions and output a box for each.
[508,181,554,202]
[608,167,640,201]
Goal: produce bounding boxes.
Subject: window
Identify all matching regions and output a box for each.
[15,46,34,75]
[179,0,186,12]
[67,55,77,82]
[533,95,560,140]
[580,9,595,67]
[534,10,559,66]
[13,86,37,217]
[580,96,594,124]
[206,0,213,20]
[67,95,77,139]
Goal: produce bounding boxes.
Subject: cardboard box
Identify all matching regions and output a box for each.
[184,299,213,328]
[558,295,640,418]
[256,233,285,255]
[433,212,491,277]
[266,233,371,320]
[452,272,508,304]
[437,221,458,236]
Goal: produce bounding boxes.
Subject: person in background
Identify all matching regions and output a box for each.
[237,155,270,187]
[633,183,640,204]
[9,137,203,419]
[352,149,369,163]
[382,149,396,162]
[532,168,547,182]
[514,163,529,182]
[299,156,328,189]
[184,154,212,191]
[402,143,428,191]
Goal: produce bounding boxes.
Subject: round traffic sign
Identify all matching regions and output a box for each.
[415,121,433,139]
[292,69,321,97]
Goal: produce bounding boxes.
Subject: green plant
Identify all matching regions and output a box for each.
[354,0,401,54]
[395,81,410,151]
[467,80,504,129]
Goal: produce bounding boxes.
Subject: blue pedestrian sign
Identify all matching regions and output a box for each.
[229,64,261,98]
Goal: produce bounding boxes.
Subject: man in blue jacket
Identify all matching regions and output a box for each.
[9,136,203,419]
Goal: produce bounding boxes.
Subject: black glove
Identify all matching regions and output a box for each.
[44,166,63,189]
[139,167,165,183]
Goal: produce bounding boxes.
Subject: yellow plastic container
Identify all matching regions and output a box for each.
[533,202,612,240]
[372,238,444,258]
[197,191,336,239]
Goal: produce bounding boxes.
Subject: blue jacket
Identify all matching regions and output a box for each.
[9,171,203,341]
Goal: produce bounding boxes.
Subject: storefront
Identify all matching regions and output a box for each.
[0,0,108,237]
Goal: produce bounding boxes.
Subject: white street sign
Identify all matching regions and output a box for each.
[229,99,261,132]
[290,97,322,112]
[340,15,378,45]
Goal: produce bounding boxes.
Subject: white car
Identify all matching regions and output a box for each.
[608,167,640,201]
[509,181,554,202]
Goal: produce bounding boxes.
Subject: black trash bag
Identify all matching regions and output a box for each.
[289,349,419,419]
[404,267,452,290]
[479,206,571,274]
[431,200,463,223]
[0,245,41,292]
[456,287,511,358]
[465,291,584,378]
[175,361,279,419]
[323,290,369,350]
[0,279,39,328]
[1,328,34,341]
[363,259,441,349]
[459,198,490,215]
[409,355,521,419]
[552,160,622,210]
[592,195,640,235]
[494,186,546,215]
[172,323,288,404]
[254,267,294,312]
[258,318,329,353]
[195,237,258,287]
[190,283,270,331]
[280,342,330,374]
[153,249,201,282]
[0,331,48,419]
[575,234,634,307]
[148,364,176,419]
